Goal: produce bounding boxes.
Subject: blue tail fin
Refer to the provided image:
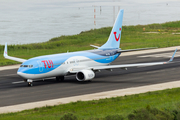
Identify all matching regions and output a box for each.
[99,9,124,49]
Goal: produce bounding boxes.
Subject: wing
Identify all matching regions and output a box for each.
[68,49,177,73]
[4,43,27,63]
[92,62,167,70]
[92,49,177,71]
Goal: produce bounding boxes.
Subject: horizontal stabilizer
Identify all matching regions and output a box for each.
[90,45,100,49]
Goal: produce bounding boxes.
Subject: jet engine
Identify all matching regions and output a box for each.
[76,69,95,81]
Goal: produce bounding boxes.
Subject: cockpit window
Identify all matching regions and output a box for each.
[29,65,33,68]
[20,65,33,68]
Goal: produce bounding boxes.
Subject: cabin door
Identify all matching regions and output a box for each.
[37,61,43,72]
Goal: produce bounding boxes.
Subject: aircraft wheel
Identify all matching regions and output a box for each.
[60,76,64,81]
[56,76,64,81]
[56,76,60,81]
[28,82,33,87]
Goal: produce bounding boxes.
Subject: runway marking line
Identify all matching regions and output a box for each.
[0,74,17,77]
[0,80,180,114]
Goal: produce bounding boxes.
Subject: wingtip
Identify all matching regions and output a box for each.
[4,43,8,57]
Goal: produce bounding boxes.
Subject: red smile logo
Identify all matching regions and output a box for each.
[113,28,121,41]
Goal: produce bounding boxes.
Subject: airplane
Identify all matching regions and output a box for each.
[3,9,177,87]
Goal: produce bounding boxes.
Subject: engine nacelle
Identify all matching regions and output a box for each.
[76,69,95,81]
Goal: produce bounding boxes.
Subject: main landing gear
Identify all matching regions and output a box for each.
[56,76,64,81]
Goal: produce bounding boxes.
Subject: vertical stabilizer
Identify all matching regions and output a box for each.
[99,9,124,49]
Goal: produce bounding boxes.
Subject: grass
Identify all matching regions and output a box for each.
[0,87,179,119]
[1,21,180,66]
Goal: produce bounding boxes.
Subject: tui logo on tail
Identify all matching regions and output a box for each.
[99,9,124,49]
[113,28,121,41]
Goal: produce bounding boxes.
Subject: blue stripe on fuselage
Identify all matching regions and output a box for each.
[18,49,120,74]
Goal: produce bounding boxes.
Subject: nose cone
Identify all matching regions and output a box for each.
[17,71,24,78]
[17,67,28,79]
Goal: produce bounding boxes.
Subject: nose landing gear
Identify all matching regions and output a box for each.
[27,79,33,87]
[28,82,33,87]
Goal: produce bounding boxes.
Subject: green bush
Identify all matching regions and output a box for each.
[128,108,157,120]
[60,113,78,120]
[173,110,180,120]
[127,106,174,120]
[149,108,173,120]
[177,112,180,120]
[127,113,135,120]
[104,114,124,120]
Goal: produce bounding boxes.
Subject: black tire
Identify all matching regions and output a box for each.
[28,82,33,87]
[87,80,92,82]
[56,76,64,81]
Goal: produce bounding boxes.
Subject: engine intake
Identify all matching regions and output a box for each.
[76,70,95,81]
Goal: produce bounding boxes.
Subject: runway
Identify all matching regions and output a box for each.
[0,49,180,107]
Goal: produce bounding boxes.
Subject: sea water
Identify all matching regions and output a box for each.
[0,0,179,45]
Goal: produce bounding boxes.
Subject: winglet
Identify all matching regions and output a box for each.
[168,48,177,62]
[3,43,27,63]
[4,43,8,57]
